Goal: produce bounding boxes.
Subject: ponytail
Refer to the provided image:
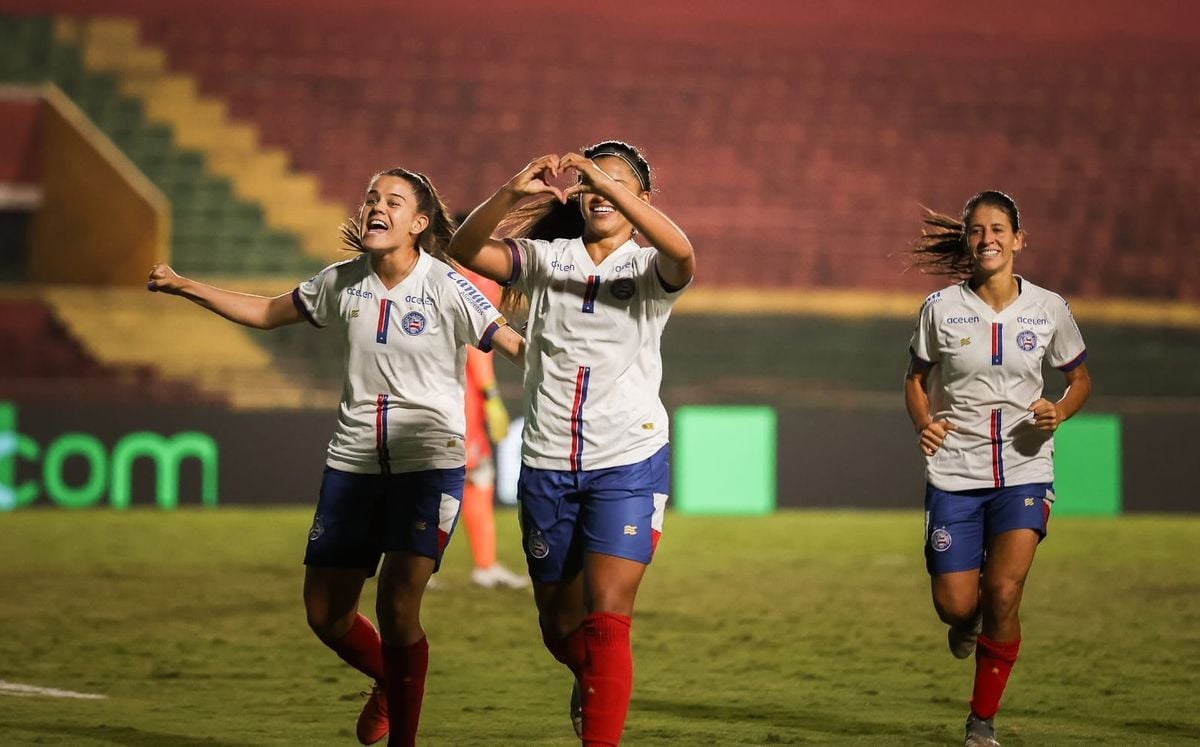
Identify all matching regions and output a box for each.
[909,190,1021,278]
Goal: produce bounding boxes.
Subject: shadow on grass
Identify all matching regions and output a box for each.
[0,722,251,747]
[635,696,943,740]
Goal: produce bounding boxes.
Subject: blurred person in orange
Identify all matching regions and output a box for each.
[459,267,528,589]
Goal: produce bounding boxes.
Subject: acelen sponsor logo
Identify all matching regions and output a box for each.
[0,403,218,510]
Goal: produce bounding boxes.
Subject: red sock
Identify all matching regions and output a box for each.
[970,634,1021,720]
[581,612,633,747]
[541,620,586,676]
[324,613,384,681]
[382,637,429,747]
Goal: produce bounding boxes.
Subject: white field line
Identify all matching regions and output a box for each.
[0,680,107,699]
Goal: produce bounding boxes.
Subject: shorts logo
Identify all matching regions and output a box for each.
[414,521,427,531]
[527,528,550,559]
[610,278,637,300]
[1016,330,1038,351]
[308,514,324,541]
[623,525,638,536]
[1024,497,1035,507]
[402,311,427,336]
[930,528,952,552]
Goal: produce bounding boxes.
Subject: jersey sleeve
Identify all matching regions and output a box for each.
[647,247,692,300]
[445,269,507,352]
[291,262,343,328]
[908,292,942,370]
[501,237,552,294]
[1046,295,1087,371]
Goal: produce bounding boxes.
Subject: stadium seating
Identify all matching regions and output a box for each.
[0,296,223,404]
[1,2,1198,409]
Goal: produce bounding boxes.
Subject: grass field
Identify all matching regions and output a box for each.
[1,509,1197,746]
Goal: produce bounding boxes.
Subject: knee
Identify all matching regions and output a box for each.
[932,592,979,627]
[982,579,1025,621]
[933,601,976,627]
[306,606,353,642]
[375,589,422,639]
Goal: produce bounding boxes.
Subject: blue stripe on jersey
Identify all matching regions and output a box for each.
[376,300,394,344]
[376,393,392,474]
[990,408,1005,488]
[991,322,1003,365]
[290,288,323,328]
[582,275,600,314]
[569,366,591,471]
[1058,349,1088,372]
[478,320,500,353]
[502,239,523,287]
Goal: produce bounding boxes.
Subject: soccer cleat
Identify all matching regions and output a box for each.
[471,563,530,589]
[964,713,1000,747]
[948,611,983,659]
[569,677,583,738]
[356,682,388,745]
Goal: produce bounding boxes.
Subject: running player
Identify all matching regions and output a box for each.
[904,190,1091,747]
[148,168,524,747]
[448,141,694,746]
[460,267,528,589]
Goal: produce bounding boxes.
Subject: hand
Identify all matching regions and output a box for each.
[1028,398,1064,432]
[505,154,565,202]
[917,419,957,456]
[147,263,186,295]
[483,394,510,444]
[559,152,618,202]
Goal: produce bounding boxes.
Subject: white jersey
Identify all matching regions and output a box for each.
[909,277,1087,492]
[504,237,686,471]
[292,251,505,474]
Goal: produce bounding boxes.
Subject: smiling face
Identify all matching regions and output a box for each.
[580,155,650,241]
[358,175,428,252]
[965,203,1023,280]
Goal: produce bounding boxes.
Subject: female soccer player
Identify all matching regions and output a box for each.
[904,190,1091,747]
[148,168,524,747]
[448,141,694,746]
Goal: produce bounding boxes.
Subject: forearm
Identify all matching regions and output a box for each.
[905,375,933,431]
[490,325,526,368]
[1055,370,1091,421]
[450,187,524,263]
[607,187,693,265]
[176,278,287,329]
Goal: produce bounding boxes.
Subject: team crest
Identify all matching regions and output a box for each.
[609,277,637,300]
[526,528,550,559]
[401,311,427,336]
[930,527,952,552]
[1016,330,1038,351]
[308,514,324,541]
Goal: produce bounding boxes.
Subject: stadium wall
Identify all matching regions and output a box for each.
[1,401,1192,513]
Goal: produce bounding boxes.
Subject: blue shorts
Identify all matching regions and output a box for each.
[518,445,670,583]
[924,482,1053,575]
[304,466,465,575]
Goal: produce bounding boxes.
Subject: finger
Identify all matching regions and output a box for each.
[562,182,592,201]
[531,154,559,178]
[941,421,957,431]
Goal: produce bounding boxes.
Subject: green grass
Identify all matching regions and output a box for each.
[1,510,1197,745]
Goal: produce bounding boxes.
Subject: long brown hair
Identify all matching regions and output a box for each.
[910,190,1021,279]
[498,140,654,312]
[340,168,458,266]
